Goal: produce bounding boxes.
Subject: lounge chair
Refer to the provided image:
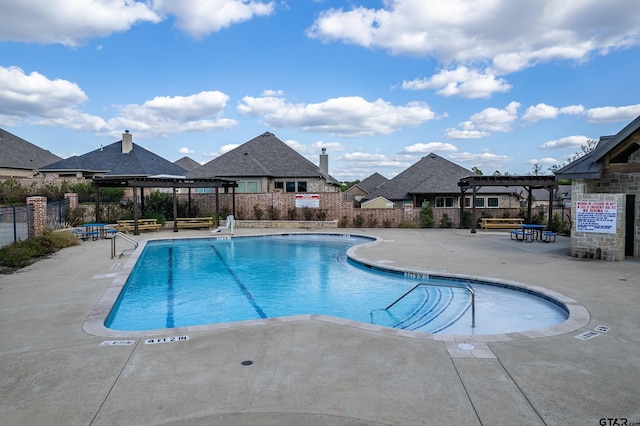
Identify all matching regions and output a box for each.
[211,215,234,235]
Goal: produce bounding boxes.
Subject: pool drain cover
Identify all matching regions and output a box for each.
[457,343,476,350]
[241,360,254,366]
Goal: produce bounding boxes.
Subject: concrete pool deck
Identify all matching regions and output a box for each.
[1,228,638,425]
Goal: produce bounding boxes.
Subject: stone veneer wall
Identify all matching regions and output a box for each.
[571,171,640,260]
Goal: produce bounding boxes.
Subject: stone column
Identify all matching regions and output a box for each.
[26,196,47,236]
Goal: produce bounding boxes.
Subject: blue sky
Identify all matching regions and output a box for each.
[1,0,640,181]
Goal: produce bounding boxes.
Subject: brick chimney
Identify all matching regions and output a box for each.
[122,130,133,153]
[319,147,328,176]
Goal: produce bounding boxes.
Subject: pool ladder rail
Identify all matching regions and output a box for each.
[111,232,139,259]
[374,282,476,329]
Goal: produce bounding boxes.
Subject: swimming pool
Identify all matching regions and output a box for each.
[105,234,570,335]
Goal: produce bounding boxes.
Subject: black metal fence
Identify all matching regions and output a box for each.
[47,199,70,230]
[0,205,34,248]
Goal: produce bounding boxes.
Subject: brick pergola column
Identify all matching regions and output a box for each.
[64,192,78,209]
[26,196,47,236]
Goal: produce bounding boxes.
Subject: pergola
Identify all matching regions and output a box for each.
[457,175,558,233]
[91,176,238,235]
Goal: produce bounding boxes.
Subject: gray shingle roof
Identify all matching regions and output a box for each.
[173,156,201,171]
[367,153,475,201]
[187,132,340,185]
[555,114,640,179]
[0,128,61,170]
[355,172,389,193]
[39,139,187,177]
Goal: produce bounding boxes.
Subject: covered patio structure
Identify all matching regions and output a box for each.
[458,175,558,233]
[91,176,238,235]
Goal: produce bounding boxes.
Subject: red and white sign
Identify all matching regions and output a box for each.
[295,193,320,208]
[576,201,617,233]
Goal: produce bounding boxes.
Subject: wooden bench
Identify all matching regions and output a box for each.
[116,219,161,233]
[175,217,214,229]
[480,217,524,230]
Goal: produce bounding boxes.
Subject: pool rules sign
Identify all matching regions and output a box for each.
[576,201,617,234]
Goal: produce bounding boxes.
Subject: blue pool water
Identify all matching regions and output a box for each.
[105,234,569,334]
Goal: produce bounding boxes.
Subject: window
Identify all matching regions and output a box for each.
[285,181,296,192]
[274,181,284,191]
[297,181,307,192]
[236,181,259,193]
[466,197,486,207]
[436,197,454,208]
[487,197,499,208]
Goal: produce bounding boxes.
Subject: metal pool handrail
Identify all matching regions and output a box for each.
[111,232,139,259]
[384,282,475,328]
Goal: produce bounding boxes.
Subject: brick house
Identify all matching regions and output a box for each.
[0,128,61,178]
[187,132,341,193]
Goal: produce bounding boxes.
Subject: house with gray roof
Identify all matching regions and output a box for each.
[555,115,640,260]
[39,131,186,179]
[173,156,201,171]
[345,172,389,201]
[365,153,519,209]
[187,132,340,193]
[0,128,61,178]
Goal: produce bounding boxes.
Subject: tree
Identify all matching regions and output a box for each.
[550,139,598,174]
[529,163,543,176]
[471,166,483,175]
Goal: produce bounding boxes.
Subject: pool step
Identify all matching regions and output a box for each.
[372,286,471,333]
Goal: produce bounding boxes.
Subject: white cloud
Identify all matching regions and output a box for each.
[526,157,559,165]
[0,0,160,46]
[469,101,520,132]
[585,104,640,123]
[343,152,388,161]
[179,147,195,154]
[445,102,520,139]
[109,91,237,137]
[285,139,344,154]
[152,0,275,39]
[400,142,458,154]
[238,92,436,137]
[402,66,511,99]
[0,66,109,131]
[539,135,591,150]
[449,151,512,169]
[307,1,640,73]
[444,128,489,139]
[522,103,585,123]
[0,66,88,116]
[203,143,240,158]
[0,0,276,46]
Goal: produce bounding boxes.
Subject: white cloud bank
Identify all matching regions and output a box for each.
[0,0,274,46]
[238,91,437,137]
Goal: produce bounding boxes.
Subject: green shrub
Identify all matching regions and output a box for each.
[398,221,418,228]
[439,213,453,228]
[0,230,79,270]
[420,202,434,228]
[253,204,264,220]
[316,209,327,221]
[302,207,315,221]
[287,208,297,220]
[268,206,280,220]
[338,216,349,227]
[352,214,364,228]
